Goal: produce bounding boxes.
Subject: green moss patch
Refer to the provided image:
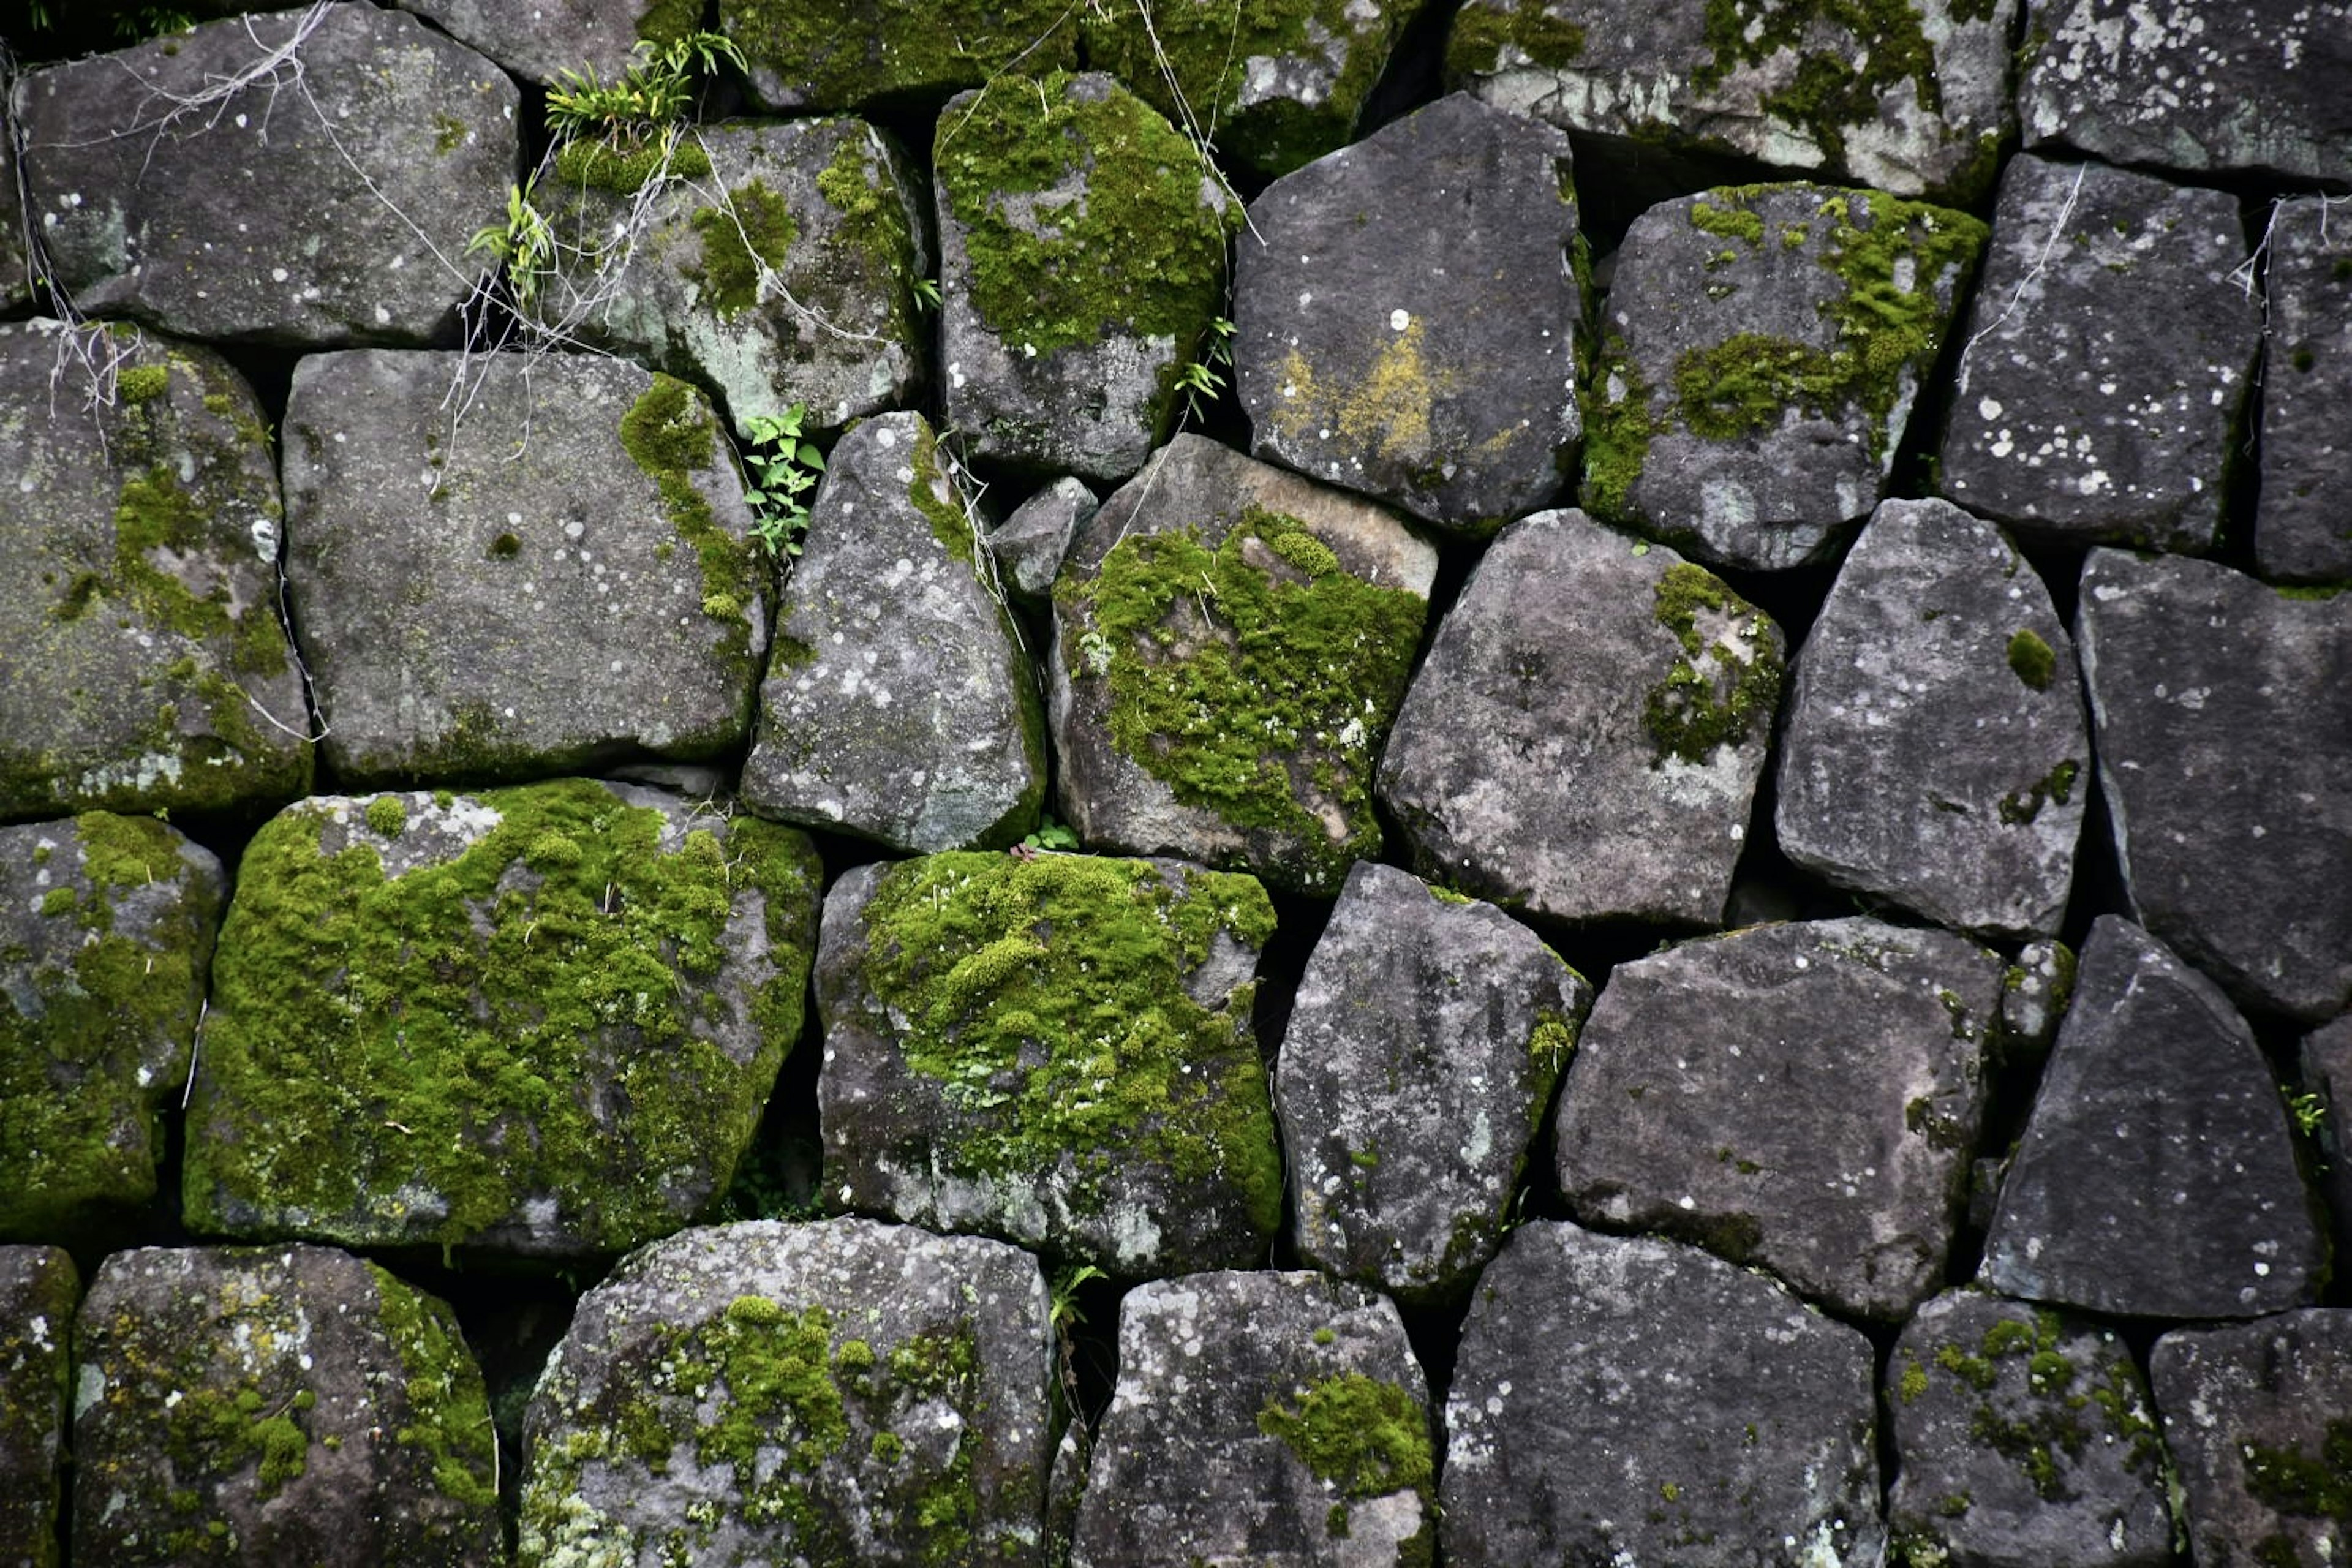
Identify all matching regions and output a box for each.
[550,134,713,195]
[620,374,762,671]
[1446,0,1587,76]
[815,131,924,335]
[1997,758,2079,826]
[2005,628,2057,691]
[1642,563,1784,765]
[722,0,1077,107]
[1693,0,1946,172]
[371,1267,499,1517]
[1920,1310,2161,1501]
[1257,1372,1434,1556]
[690,178,798,321]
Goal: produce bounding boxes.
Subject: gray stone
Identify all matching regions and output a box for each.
[0,322,311,820]
[282,350,767,788]
[815,851,1281,1276]
[1775,497,2087,939]
[73,1245,498,1568]
[2150,1310,2352,1568]
[1980,916,2326,1318]
[393,0,672,86]
[0,1247,75,1568]
[1887,1289,2171,1568]
[2077,548,2352,1021]
[1557,916,2002,1320]
[0,135,26,317]
[741,412,1043,851]
[1052,435,1436,896]
[1998,936,2076,1065]
[1442,1220,1882,1567]
[1235,93,1580,533]
[1072,1270,1434,1567]
[722,0,1080,111]
[2257,197,2352,583]
[2296,1015,2352,1273]
[183,780,823,1259]
[1583,183,1984,570]
[1377,508,1782,925]
[989,475,1095,606]
[1939,156,2260,552]
[1276,862,1591,1305]
[518,1218,1054,1566]
[17,4,516,345]
[1,814,221,1240]
[1045,1422,1088,1568]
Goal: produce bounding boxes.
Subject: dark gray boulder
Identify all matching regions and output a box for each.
[1887,1289,2171,1568]
[722,0,1079,111]
[2301,1015,2352,1266]
[1999,936,2077,1065]
[1377,509,1782,925]
[1442,1220,1882,1567]
[990,475,1095,606]
[0,1247,76,1568]
[2256,197,2352,584]
[393,0,675,86]
[1235,92,1580,533]
[1052,435,1436,896]
[741,413,1043,852]
[1072,1270,1435,1567]
[1556,917,2002,1320]
[1980,916,2326,1318]
[73,1245,497,1567]
[2077,548,2352,1021]
[282,352,767,788]
[1776,497,2087,939]
[1939,156,2260,552]
[1584,183,1984,570]
[518,1218,1054,1566]
[17,4,516,345]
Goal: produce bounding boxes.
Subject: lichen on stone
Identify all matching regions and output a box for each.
[1257,1370,1435,1558]
[1642,562,1785,764]
[618,372,763,669]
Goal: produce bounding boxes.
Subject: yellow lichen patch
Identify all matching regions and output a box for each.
[1269,320,1457,471]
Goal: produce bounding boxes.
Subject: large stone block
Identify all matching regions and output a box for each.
[393,0,679,86]
[2257,195,2352,584]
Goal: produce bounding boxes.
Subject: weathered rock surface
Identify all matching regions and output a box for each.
[1072,1270,1435,1566]
[2302,1014,2352,1265]
[0,137,25,317]
[1378,508,1782,925]
[17,4,516,345]
[1776,497,2087,938]
[2257,196,2352,583]
[1981,916,2325,1318]
[2077,548,2352,1021]
[0,1247,76,1568]
[1442,1220,1882,1567]
[393,0,674,86]
[283,352,766,787]
[1,814,221,1239]
[1236,93,1581,533]
[990,475,1095,606]
[1940,156,2260,552]
[1887,1289,2171,1568]
[1277,863,1590,1304]
[1999,936,2077,1064]
[1053,435,1435,895]
[935,73,1236,481]
[184,780,822,1259]
[1584,183,1983,570]
[0,323,311,821]
[741,413,1043,851]
[722,0,1079,110]
[1557,917,2001,1319]
[519,1218,1053,1566]
[816,851,1281,1276]
[74,1245,497,1567]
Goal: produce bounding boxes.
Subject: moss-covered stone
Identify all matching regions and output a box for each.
[722,0,1079,110]
[1258,1371,1436,1551]
[619,371,763,673]
[1446,0,1588,75]
[0,1247,76,1568]
[1642,563,1786,764]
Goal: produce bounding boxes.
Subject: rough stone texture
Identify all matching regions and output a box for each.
[1449,0,2016,201]
[184,780,822,1259]
[1775,497,2087,939]
[722,0,1079,111]
[2150,1310,2352,1568]
[1,814,222,1240]
[282,351,766,788]
[1235,93,1581,534]
[816,851,1282,1276]
[1276,862,1591,1305]
[1557,917,2001,1320]
[2018,0,2352,184]
[393,0,673,86]
[2257,196,2352,583]
[1980,916,2326,1318]
[1052,435,1436,895]
[741,413,1043,852]
[990,475,1095,606]
[73,1245,498,1568]
[518,1218,1053,1566]
[1999,936,2076,1064]
[935,73,1235,481]
[17,4,516,345]
[539,117,931,434]
[1939,156,2260,552]
[1584,183,1983,570]
[0,1248,76,1568]
[1887,1289,2171,1568]
[2302,1015,2352,1267]
[1442,1220,1882,1567]
[1378,508,1782,925]
[0,135,26,316]
[2077,548,2352,1022]
[1072,1270,1435,1567]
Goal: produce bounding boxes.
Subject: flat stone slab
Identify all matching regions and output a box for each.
[1442,1220,1882,1567]
[18,4,516,345]
[1236,92,1581,533]
[184,780,822,1259]
[1071,1270,1435,1566]
[1776,497,2087,938]
[990,475,1095,606]
[722,0,1079,111]
[0,1247,76,1568]
[2257,196,2352,583]
[1939,155,2260,552]
[282,352,767,788]
[1981,916,2325,1318]
[393,0,671,86]
[1378,508,1782,925]
[519,1218,1052,1565]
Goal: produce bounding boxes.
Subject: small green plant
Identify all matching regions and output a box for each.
[466,184,557,310]
[737,407,826,558]
[1021,817,1080,853]
[2287,1088,2329,1140]
[910,276,943,311]
[545,31,744,148]
[1049,1264,1106,1333]
[115,7,197,39]
[1177,315,1235,423]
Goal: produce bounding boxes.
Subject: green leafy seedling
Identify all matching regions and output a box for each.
[737,406,826,559]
